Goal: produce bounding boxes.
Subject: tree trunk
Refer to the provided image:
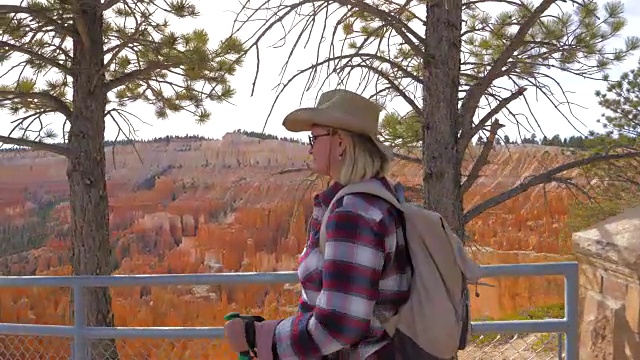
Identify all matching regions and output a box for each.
[67,2,119,359]
[422,0,465,239]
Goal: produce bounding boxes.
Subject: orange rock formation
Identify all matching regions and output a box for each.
[0,135,579,359]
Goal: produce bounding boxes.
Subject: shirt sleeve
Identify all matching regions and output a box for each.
[273,205,388,359]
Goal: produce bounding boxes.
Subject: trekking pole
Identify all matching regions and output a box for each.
[224,312,266,360]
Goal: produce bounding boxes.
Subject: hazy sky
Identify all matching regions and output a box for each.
[1,0,640,144]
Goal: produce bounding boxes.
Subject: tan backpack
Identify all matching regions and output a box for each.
[319,180,482,359]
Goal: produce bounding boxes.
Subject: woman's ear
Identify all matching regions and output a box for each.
[336,132,348,159]
[337,131,347,148]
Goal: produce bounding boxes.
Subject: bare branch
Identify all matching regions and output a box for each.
[273,165,311,175]
[461,119,504,194]
[0,135,69,157]
[550,176,595,202]
[463,150,640,223]
[100,0,121,12]
[393,151,421,164]
[345,62,421,115]
[460,87,526,149]
[105,108,144,167]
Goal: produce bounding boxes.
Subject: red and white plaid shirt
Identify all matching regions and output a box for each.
[274,177,412,359]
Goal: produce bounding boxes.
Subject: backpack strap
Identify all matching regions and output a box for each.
[319,181,404,254]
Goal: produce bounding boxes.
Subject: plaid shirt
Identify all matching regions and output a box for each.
[274,177,412,359]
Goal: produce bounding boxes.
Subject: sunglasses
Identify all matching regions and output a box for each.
[308,132,333,147]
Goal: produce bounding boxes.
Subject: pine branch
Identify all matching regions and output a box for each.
[463,150,640,223]
[0,135,69,157]
[0,91,72,118]
[104,61,171,91]
[458,0,555,133]
[332,0,426,59]
[0,5,74,37]
[342,62,421,115]
[0,41,72,77]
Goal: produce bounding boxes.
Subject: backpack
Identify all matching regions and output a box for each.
[319,180,482,359]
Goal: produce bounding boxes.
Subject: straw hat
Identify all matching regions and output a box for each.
[282,89,394,159]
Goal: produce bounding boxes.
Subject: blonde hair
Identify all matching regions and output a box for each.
[337,131,390,185]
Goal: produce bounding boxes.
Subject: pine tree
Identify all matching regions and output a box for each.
[596,56,640,139]
[0,1,244,358]
[576,57,640,210]
[235,0,640,236]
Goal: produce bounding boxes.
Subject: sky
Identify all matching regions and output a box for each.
[1,0,640,144]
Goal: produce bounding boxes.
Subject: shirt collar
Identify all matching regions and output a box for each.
[315,176,395,208]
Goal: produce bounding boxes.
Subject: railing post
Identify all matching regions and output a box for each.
[556,332,563,359]
[564,263,579,360]
[72,284,88,360]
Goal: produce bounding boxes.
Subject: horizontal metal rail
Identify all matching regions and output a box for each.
[0,261,579,359]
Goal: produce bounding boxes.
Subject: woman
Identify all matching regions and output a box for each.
[224,89,412,359]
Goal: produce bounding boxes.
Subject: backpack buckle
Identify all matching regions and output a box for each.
[467,280,495,297]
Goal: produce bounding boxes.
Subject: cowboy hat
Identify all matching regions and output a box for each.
[282,89,394,159]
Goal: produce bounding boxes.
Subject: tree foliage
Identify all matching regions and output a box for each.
[0,198,61,257]
[380,111,421,151]
[0,0,244,150]
[595,56,640,139]
[569,57,640,213]
[233,0,640,235]
[232,129,306,144]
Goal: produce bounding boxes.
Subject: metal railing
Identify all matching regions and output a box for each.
[0,261,579,359]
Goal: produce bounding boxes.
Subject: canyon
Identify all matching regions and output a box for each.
[0,132,584,358]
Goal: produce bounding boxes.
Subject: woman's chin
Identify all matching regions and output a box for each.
[310,165,329,177]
